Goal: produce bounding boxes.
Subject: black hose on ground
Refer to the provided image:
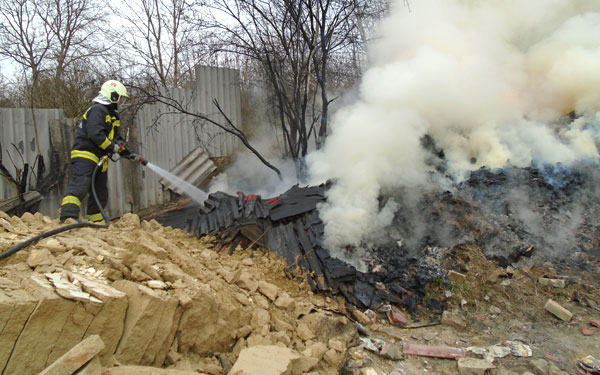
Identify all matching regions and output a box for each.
[0,161,110,261]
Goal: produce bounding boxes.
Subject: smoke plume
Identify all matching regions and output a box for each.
[307,0,600,254]
[209,125,299,198]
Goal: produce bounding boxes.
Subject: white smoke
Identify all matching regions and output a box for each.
[209,125,299,198]
[307,0,600,253]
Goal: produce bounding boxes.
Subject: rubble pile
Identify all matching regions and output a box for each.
[0,211,356,375]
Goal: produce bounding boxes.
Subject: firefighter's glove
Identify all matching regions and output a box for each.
[111,139,131,156]
[110,142,121,154]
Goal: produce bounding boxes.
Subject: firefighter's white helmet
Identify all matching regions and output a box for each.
[99,80,129,104]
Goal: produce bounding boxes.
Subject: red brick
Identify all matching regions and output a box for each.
[582,327,595,336]
[387,306,409,325]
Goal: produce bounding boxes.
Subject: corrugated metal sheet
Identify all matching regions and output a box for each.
[159,147,217,194]
[135,65,242,208]
[0,65,242,219]
[0,108,65,216]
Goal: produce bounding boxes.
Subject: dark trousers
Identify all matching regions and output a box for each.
[60,158,108,221]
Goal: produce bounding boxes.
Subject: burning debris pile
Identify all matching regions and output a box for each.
[178,159,600,316]
[183,184,446,312]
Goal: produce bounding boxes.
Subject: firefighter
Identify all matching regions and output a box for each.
[60,80,138,223]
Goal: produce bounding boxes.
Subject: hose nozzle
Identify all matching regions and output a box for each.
[125,153,148,166]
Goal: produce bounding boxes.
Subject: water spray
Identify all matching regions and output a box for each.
[122,153,208,205]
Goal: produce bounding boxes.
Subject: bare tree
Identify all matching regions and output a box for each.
[40,0,108,80]
[0,0,53,84]
[209,0,317,160]
[287,0,357,148]
[117,0,203,87]
[207,0,378,161]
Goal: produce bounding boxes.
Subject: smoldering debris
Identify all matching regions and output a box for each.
[386,162,600,267]
[182,184,446,312]
[174,159,599,311]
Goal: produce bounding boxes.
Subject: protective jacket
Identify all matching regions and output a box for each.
[71,102,126,171]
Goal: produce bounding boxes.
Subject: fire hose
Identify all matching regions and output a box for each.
[0,153,147,261]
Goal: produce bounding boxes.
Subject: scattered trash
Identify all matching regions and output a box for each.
[360,337,385,353]
[579,355,600,374]
[504,340,532,357]
[460,299,467,309]
[445,290,454,298]
[356,322,369,336]
[590,320,600,329]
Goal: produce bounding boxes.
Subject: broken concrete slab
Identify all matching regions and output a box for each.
[295,321,316,341]
[45,300,100,366]
[274,293,294,309]
[380,342,404,360]
[352,309,372,325]
[38,335,105,375]
[0,288,38,371]
[258,280,280,301]
[442,309,467,328]
[457,358,495,374]
[538,278,566,288]
[229,345,315,375]
[27,248,53,268]
[76,357,102,375]
[113,280,179,366]
[3,275,81,375]
[45,272,102,303]
[448,270,467,284]
[79,286,128,365]
[544,299,572,322]
[69,272,127,301]
[236,272,259,292]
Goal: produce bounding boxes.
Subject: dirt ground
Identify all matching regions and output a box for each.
[0,210,599,375]
[352,244,600,375]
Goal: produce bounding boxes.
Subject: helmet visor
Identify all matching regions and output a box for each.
[118,96,127,107]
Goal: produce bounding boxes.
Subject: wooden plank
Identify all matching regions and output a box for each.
[294,219,327,290]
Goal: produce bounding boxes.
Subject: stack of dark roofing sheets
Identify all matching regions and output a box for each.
[184,184,415,310]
